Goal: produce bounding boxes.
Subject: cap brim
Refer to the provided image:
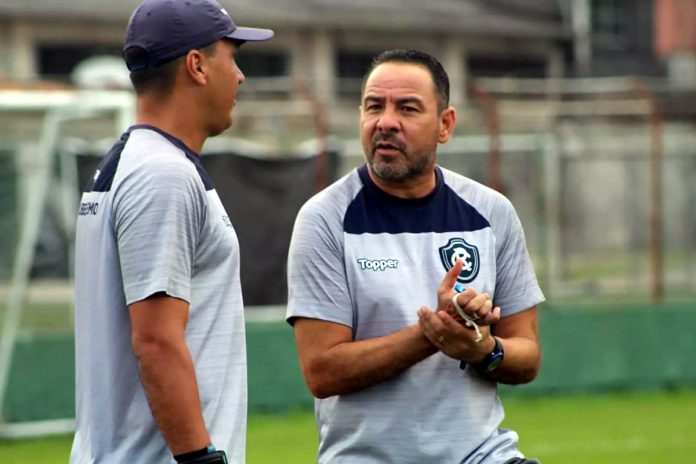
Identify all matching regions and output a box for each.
[227,26,274,42]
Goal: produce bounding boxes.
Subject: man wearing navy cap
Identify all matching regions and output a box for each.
[70,1,273,462]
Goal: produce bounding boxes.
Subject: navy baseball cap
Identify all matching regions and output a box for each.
[123,0,274,71]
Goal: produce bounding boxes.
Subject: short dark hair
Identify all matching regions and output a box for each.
[362,49,450,112]
[128,42,219,97]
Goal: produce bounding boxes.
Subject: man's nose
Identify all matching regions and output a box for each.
[376,108,399,132]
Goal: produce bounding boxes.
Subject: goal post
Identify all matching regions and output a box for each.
[0,90,134,438]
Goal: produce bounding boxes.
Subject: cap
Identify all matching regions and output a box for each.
[123,0,274,72]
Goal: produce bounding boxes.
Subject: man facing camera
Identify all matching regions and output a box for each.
[287,49,544,464]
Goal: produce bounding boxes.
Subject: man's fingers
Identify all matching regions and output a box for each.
[421,308,445,330]
[452,287,477,311]
[436,310,460,330]
[419,309,438,345]
[440,259,463,291]
[438,310,489,347]
[475,297,493,315]
[419,307,448,339]
[479,306,501,326]
[471,299,493,320]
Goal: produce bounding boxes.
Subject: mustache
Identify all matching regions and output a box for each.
[372,133,406,152]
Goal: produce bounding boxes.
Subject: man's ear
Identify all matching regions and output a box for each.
[184,49,208,85]
[438,107,456,143]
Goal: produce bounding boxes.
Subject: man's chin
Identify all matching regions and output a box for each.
[370,162,410,182]
[209,119,233,137]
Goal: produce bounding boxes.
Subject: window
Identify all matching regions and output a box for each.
[336,51,375,100]
[235,51,289,97]
[37,44,122,82]
[467,55,547,78]
[591,0,630,48]
[236,51,288,78]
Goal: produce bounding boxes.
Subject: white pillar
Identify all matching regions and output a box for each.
[289,31,312,87]
[571,0,592,76]
[667,51,696,86]
[547,48,565,79]
[442,39,466,107]
[310,29,335,106]
[7,21,36,82]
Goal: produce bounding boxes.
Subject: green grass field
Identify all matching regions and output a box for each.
[1,389,694,463]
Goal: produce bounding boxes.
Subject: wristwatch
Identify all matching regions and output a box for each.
[472,336,504,375]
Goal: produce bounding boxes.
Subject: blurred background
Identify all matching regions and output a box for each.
[0,0,695,462]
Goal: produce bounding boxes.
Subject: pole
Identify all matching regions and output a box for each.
[631,80,664,304]
[468,80,504,193]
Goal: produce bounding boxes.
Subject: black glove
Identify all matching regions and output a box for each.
[174,446,228,464]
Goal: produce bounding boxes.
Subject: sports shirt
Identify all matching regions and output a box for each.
[287,164,544,463]
[71,126,247,464]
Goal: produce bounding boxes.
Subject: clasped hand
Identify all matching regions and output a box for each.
[417,259,500,363]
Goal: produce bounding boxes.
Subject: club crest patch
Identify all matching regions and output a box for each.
[439,238,480,284]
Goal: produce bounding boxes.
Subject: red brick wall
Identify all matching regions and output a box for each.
[655,0,696,57]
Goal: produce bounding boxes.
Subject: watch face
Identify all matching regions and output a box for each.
[486,353,504,373]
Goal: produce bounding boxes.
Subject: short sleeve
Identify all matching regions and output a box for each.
[113,160,206,305]
[492,199,545,316]
[286,199,353,328]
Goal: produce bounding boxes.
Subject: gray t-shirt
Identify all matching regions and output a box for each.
[71,126,247,464]
[286,165,544,464]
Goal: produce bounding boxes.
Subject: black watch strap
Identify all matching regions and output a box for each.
[175,445,228,464]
